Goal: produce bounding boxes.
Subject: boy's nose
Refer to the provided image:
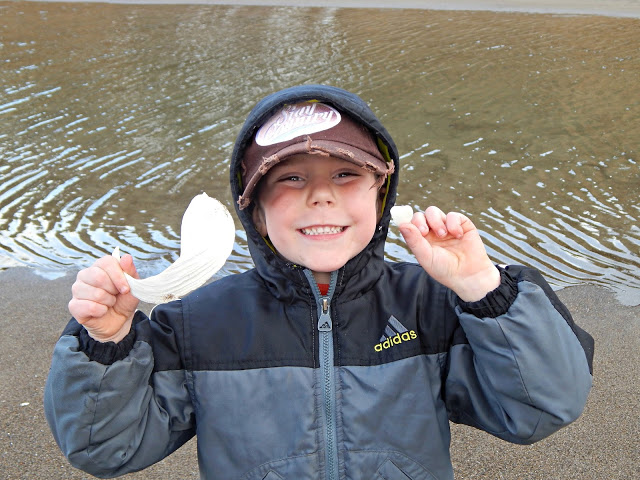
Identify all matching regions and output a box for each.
[307,179,335,206]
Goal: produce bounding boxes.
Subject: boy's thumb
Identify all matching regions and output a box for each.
[398,224,432,266]
[398,223,420,247]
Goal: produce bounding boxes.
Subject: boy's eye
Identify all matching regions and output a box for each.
[335,171,360,179]
[280,175,303,182]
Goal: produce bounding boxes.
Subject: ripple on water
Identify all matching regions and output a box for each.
[0,3,638,305]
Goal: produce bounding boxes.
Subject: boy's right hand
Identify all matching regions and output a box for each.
[68,254,140,343]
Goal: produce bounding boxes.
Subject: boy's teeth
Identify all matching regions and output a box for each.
[302,226,344,235]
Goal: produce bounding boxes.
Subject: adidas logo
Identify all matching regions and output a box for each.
[374,316,417,352]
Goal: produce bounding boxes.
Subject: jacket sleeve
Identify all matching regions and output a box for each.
[44,304,195,478]
[443,265,594,444]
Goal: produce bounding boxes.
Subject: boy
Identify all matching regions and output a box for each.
[45,85,594,479]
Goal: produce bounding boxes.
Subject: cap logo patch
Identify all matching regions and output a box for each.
[255,102,341,146]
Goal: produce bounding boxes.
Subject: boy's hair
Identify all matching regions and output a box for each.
[237,100,394,210]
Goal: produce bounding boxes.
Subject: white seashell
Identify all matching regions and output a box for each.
[390,205,414,226]
[112,193,235,304]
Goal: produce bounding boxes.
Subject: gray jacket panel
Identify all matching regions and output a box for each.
[45,337,194,478]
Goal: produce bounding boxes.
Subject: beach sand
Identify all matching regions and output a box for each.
[1,266,638,479]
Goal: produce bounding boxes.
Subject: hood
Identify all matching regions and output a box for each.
[229,85,400,292]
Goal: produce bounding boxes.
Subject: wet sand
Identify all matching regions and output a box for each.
[1,266,638,479]
[27,0,640,18]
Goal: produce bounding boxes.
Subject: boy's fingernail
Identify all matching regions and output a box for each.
[438,229,446,237]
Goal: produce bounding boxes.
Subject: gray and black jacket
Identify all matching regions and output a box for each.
[45,85,594,480]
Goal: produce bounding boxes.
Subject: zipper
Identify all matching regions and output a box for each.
[304,270,339,480]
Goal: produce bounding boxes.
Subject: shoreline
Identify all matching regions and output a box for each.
[22,0,640,18]
[1,266,638,478]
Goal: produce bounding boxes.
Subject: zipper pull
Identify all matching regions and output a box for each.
[318,298,332,332]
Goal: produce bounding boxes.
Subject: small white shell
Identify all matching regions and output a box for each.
[113,193,235,304]
[390,205,414,226]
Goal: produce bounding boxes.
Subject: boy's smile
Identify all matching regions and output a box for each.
[253,154,381,284]
[300,226,345,236]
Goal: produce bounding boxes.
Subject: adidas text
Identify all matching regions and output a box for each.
[374,331,417,352]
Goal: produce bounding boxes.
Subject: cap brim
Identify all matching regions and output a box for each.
[238,138,392,210]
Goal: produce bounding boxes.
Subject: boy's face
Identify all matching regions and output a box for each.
[253,154,381,283]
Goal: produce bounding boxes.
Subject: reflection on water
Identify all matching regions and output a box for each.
[1,2,639,305]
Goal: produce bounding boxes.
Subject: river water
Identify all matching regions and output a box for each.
[1,2,639,305]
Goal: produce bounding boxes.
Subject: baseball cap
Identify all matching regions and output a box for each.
[237,101,394,209]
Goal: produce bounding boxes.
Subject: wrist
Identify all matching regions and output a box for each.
[79,315,139,365]
[85,316,133,343]
[456,266,518,318]
[454,264,501,302]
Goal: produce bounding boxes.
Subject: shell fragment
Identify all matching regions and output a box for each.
[390,205,414,226]
[113,193,235,304]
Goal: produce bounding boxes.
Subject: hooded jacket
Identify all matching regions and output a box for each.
[45,85,594,480]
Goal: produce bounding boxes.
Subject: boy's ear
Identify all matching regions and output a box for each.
[252,203,268,237]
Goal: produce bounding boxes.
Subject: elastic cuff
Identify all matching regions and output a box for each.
[457,266,518,318]
[78,311,143,364]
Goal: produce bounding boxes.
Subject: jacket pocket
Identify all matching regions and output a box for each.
[374,459,413,480]
[261,471,284,480]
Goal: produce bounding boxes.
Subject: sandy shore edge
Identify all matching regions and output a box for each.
[1,266,638,479]
[23,0,640,18]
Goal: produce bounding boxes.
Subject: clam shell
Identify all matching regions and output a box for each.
[390,205,414,226]
[113,193,235,304]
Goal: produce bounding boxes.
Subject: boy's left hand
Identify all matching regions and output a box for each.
[397,206,500,302]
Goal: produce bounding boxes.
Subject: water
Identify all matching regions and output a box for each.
[1,2,639,305]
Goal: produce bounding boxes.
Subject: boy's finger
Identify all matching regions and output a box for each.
[424,206,447,237]
[68,297,109,324]
[444,212,465,239]
[447,212,476,239]
[76,264,120,296]
[410,211,429,235]
[399,223,433,267]
[71,280,118,307]
[93,255,131,294]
